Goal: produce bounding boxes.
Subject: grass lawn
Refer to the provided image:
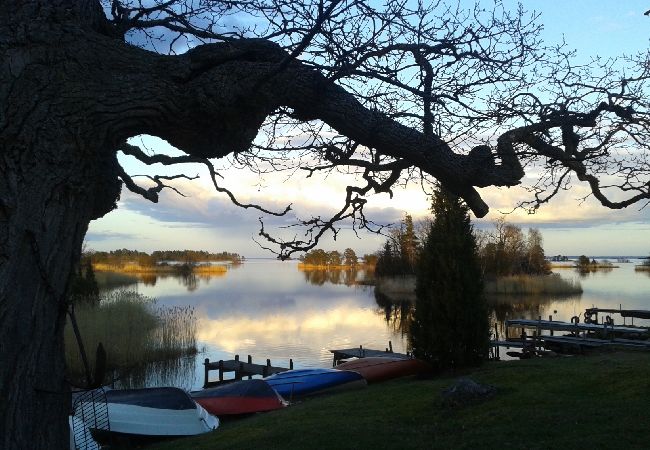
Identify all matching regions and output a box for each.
[151,352,650,450]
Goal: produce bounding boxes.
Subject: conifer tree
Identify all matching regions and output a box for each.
[410,186,489,371]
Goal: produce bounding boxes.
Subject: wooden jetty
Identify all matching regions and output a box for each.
[585,307,650,323]
[492,314,650,356]
[505,318,648,337]
[329,341,410,366]
[203,355,293,388]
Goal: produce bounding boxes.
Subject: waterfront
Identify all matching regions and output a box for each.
[103,258,650,389]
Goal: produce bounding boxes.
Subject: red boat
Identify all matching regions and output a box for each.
[334,357,432,383]
[190,379,287,416]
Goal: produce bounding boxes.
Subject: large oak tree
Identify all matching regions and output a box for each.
[1,1,648,447]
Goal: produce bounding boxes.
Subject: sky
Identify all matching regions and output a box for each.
[86,1,650,258]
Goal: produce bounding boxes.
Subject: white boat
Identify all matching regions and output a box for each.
[78,387,219,442]
[69,415,100,450]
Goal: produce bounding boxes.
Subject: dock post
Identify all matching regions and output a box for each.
[494,323,500,360]
[203,358,210,388]
[219,360,224,382]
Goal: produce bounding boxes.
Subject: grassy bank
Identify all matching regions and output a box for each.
[152,352,650,449]
[65,291,197,383]
[484,274,582,295]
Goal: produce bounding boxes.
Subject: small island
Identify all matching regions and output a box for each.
[635,256,650,272]
[297,248,377,270]
[573,255,619,271]
[89,249,242,275]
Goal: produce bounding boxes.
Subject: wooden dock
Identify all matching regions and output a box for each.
[329,342,410,366]
[585,307,650,322]
[505,318,648,336]
[493,314,650,356]
[203,355,293,388]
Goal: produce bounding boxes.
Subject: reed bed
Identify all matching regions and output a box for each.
[93,262,227,275]
[92,263,179,273]
[192,264,227,274]
[484,274,582,296]
[65,290,198,383]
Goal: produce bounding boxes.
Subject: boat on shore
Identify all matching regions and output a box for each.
[264,368,367,399]
[78,387,218,444]
[191,379,287,416]
[334,357,432,383]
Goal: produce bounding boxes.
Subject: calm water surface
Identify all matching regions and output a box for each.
[111,259,650,389]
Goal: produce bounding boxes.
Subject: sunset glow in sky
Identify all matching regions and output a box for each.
[87,1,650,257]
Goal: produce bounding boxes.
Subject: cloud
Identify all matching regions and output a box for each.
[84,231,146,242]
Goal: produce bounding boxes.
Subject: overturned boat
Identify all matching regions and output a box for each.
[76,387,218,444]
[334,357,432,383]
[264,368,367,399]
[191,379,287,416]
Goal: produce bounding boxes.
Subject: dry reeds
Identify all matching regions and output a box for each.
[65,290,198,383]
[484,274,582,296]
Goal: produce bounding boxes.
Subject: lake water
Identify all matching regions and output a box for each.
[106,259,650,390]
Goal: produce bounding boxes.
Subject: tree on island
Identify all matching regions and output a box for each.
[2,1,650,447]
[478,218,550,278]
[411,186,488,371]
[343,248,358,266]
[375,214,422,277]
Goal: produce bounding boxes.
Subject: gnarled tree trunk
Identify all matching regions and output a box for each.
[0,3,121,448]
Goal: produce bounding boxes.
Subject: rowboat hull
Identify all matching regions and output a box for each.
[191,379,287,416]
[78,387,218,443]
[334,357,432,383]
[264,368,367,399]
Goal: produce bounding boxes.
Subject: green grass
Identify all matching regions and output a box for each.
[484,274,582,296]
[65,291,197,383]
[151,352,650,450]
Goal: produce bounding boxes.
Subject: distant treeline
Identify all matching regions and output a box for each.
[88,249,242,267]
[299,248,377,267]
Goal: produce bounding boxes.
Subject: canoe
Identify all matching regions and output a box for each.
[334,357,432,383]
[191,379,287,416]
[264,368,367,399]
[79,387,218,442]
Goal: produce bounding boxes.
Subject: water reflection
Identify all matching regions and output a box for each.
[114,356,196,391]
[98,260,650,389]
[374,289,412,337]
[97,270,227,292]
[300,267,372,286]
[371,279,583,344]
[575,267,614,278]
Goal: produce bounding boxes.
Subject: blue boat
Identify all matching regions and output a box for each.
[264,368,367,399]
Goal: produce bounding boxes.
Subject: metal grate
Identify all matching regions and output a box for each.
[71,388,110,449]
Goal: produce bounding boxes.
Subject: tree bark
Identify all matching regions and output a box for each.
[0,3,121,448]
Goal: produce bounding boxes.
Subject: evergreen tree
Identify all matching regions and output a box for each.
[398,214,419,272]
[410,187,489,371]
